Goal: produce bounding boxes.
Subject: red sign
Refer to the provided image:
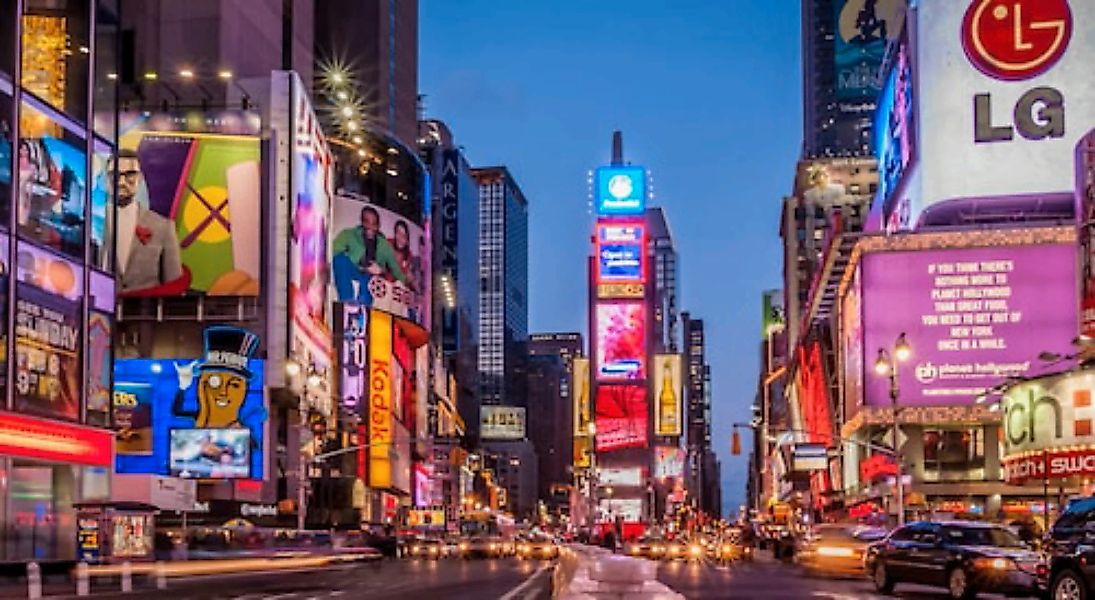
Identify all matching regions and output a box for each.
[0,413,112,466]
[594,385,648,451]
[1004,448,1095,483]
[860,454,899,483]
[849,502,879,519]
[961,0,1073,81]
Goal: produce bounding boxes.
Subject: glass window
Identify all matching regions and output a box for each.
[17,97,87,260]
[90,137,111,270]
[14,280,82,421]
[0,84,11,229]
[92,0,119,141]
[923,428,985,472]
[0,1,13,77]
[20,0,90,122]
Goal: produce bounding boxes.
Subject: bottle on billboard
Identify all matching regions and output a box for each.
[658,360,677,434]
[578,375,590,434]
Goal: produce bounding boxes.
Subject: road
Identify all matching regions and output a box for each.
[83,557,553,600]
[657,553,1037,599]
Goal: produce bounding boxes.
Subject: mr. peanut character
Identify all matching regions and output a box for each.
[172,326,261,428]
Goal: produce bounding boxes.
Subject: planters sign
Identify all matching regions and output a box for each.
[1002,370,1095,483]
[594,166,646,216]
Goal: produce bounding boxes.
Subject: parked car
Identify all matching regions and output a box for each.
[865,520,1044,599]
[1046,496,1095,600]
[796,524,886,577]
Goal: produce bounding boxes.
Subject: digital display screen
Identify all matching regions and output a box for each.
[169,428,251,479]
[594,166,646,215]
[595,303,646,381]
[595,385,648,451]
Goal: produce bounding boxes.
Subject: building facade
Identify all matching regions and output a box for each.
[528,332,583,516]
[646,207,679,354]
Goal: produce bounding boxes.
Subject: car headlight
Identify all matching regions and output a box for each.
[459,543,469,551]
[722,545,733,553]
[428,547,438,554]
[412,546,421,553]
[973,557,1014,571]
[652,545,664,553]
[518,545,530,553]
[690,545,703,556]
[816,546,855,558]
[489,543,498,550]
[628,545,641,554]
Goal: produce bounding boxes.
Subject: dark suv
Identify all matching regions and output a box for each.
[865,520,1044,599]
[1047,497,1095,600]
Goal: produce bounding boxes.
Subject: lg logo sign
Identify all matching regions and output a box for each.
[961,0,1073,143]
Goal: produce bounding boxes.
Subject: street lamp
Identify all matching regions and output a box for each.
[874,332,911,526]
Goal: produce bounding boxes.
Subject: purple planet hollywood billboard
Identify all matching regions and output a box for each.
[861,243,1077,407]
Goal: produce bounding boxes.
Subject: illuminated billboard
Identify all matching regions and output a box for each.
[169,429,251,479]
[600,467,643,487]
[841,267,865,417]
[654,446,685,479]
[480,406,526,440]
[874,36,915,232]
[114,327,266,479]
[860,242,1077,406]
[368,311,394,488]
[595,303,646,381]
[14,283,81,420]
[653,354,682,437]
[796,343,833,445]
[594,385,648,451]
[117,111,262,296]
[1001,371,1095,483]
[833,0,905,101]
[573,358,591,436]
[596,222,645,283]
[594,166,646,215]
[335,303,369,412]
[332,194,429,328]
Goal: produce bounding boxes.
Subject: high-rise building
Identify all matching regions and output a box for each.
[800,0,904,158]
[528,332,583,514]
[314,0,419,148]
[472,167,529,414]
[646,207,680,353]
[681,313,712,511]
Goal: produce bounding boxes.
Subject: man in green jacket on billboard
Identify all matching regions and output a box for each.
[332,205,405,303]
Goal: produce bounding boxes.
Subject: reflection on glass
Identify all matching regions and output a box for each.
[0,88,11,228]
[91,139,111,270]
[92,0,119,141]
[18,99,86,260]
[20,0,90,122]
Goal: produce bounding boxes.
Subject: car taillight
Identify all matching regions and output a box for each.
[1037,564,1048,577]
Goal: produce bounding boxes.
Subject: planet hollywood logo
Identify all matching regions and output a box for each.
[961,0,1072,81]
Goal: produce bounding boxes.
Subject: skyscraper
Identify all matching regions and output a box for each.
[472,167,529,416]
[528,333,584,513]
[646,207,680,353]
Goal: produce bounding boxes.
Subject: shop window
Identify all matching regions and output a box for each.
[923,428,985,472]
[20,0,90,123]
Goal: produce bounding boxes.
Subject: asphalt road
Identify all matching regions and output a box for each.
[80,557,553,600]
[656,554,1039,599]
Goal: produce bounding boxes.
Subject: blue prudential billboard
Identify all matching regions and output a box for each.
[595,166,646,216]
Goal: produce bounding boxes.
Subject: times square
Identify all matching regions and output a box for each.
[0,0,1092,599]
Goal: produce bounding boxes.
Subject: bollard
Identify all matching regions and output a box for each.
[26,561,42,600]
[76,561,90,596]
[154,561,167,590]
[121,561,132,593]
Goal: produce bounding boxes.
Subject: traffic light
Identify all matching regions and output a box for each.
[731,429,741,456]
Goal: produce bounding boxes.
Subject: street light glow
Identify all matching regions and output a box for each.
[873,349,891,377]
[894,333,911,362]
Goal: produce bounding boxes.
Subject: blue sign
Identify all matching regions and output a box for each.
[115,332,266,479]
[873,39,914,230]
[595,166,646,215]
[599,244,643,281]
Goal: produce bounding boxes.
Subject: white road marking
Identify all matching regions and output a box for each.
[498,563,552,600]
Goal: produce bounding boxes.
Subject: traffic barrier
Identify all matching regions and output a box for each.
[121,561,132,593]
[26,562,41,600]
[76,561,90,596]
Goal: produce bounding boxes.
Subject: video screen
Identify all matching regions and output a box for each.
[169,428,251,479]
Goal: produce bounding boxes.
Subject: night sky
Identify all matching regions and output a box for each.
[420,0,802,515]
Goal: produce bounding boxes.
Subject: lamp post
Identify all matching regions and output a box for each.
[874,333,911,527]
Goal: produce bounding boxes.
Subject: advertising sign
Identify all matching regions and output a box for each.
[573,358,591,436]
[599,498,642,522]
[86,311,113,425]
[910,0,1094,224]
[594,385,648,451]
[117,111,262,296]
[335,303,369,411]
[169,429,251,479]
[653,355,682,437]
[875,36,915,231]
[0,413,113,467]
[594,166,646,215]
[861,243,1077,406]
[1078,131,1095,344]
[480,406,526,440]
[654,446,685,479]
[114,327,266,479]
[762,290,785,337]
[14,283,81,420]
[16,242,84,302]
[833,0,906,101]
[368,311,394,488]
[600,467,643,487]
[796,343,833,445]
[332,194,429,328]
[596,222,646,283]
[289,74,335,380]
[595,303,646,381]
[793,444,829,472]
[1001,371,1095,485]
[407,509,446,528]
[573,436,592,469]
[841,268,865,416]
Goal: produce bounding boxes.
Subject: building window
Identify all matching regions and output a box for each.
[923,428,985,474]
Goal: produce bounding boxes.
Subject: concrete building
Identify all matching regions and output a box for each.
[482,440,539,521]
[645,208,680,354]
[528,333,583,516]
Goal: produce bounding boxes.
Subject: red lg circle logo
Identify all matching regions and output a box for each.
[961,0,1072,81]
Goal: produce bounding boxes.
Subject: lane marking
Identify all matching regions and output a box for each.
[498,563,552,600]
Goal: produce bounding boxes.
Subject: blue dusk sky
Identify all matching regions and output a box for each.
[420,1,801,515]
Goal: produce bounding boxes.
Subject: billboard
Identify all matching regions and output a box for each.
[594,166,646,215]
[368,310,394,488]
[594,385,648,451]
[14,283,81,420]
[335,303,369,411]
[114,327,266,479]
[169,428,251,479]
[875,36,916,231]
[910,0,1094,224]
[573,436,592,469]
[595,302,646,381]
[796,343,833,445]
[332,194,429,328]
[599,498,642,522]
[860,243,1077,406]
[596,222,646,283]
[480,406,526,440]
[762,290,785,337]
[117,111,262,296]
[793,444,829,472]
[833,0,906,101]
[289,74,335,379]
[653,354,682,437]
[654,446,685,479]
[841,267,865,416]
[600,467,643,487]
[1001,371,1095,483]
[573,358,591,435]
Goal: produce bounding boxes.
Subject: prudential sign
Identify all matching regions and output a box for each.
[594,166,646,216]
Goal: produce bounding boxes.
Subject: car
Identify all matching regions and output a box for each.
[406,538,445,559]
[714,527,755,563]
[456,536,510,559]
[795,524,886,577]
[516,534,559,560]
[1045,496,1095,600]
[865,520,1044,599]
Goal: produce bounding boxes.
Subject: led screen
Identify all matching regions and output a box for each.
[833,0,905,100]
[596,303,646,381]
[595,385,648,451]
[169,428,251,479]
[597,223,645,283]
[861,243,1077,406]
[594,166,646,215]
[654,446,685,479]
